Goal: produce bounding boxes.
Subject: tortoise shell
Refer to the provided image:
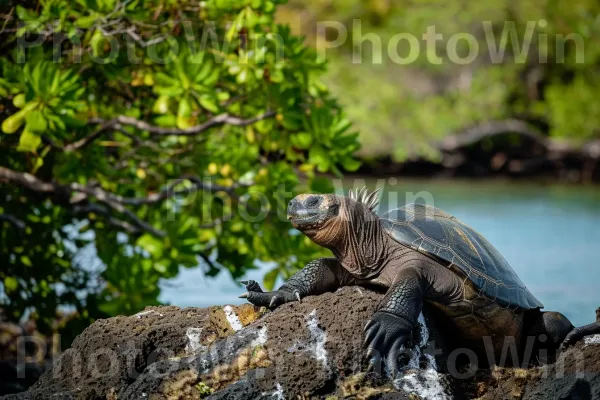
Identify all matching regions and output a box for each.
[380,203,543,310]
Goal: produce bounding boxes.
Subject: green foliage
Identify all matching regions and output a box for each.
[0,0,360,334]
[282,0,600,160]
[543,76,600,140]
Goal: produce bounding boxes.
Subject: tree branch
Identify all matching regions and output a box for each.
[105,110,275,136]
[72,204,140,234]
[59,110,274,152]
[0,166,167,236]
[0,214,26,230]
[437,119,547,151]
[63,120,117,152]
[0,166,245,237]
[436,119,600,161]
[0,166,57,193]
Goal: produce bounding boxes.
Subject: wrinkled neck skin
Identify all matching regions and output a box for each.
[306,198,389,279]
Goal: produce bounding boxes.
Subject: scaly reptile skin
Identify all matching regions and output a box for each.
[241,191,600,376]
[279,258,353,298]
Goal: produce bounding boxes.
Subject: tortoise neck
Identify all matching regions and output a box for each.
[327,200,389,279]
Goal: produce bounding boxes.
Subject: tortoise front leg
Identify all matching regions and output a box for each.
[364,266,424,376]
[241,257,354,309]
[364,259,464,377]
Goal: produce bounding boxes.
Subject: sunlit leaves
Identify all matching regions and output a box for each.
[0,0,361,328]
[1,58,85,152]
[3,277,18,293]
[17,127,42,152]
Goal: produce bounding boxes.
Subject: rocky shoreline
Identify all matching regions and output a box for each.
[3,287,599,399]
[359,120,600,184]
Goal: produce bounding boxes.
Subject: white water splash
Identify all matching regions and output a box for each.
[251,326,268,347]
[584,334,600,346]
[223,305,243,331]
[394,313,451,400]
[185,327,206,355]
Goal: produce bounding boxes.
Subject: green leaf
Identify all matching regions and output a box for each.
[152,95,171,114]
[137,234,164,259]
[154,86,184,97]
[32,156,44,173]
[263,1,275,12]
[178,97,193,118]
[154,115,177,126]
[12,93,26,108]
[154,72,179,86]
[308,146,331,172]
[16,6,38,21]
[333,118,352,135]
[270,69,284,83]
[3,277,18,293]
[236,69,248,84]
[290,132,312,149]
[281,113,301,131]
[17,127,42,152]
[216,91,230,102]
[90,30,105,58]
[25,110,47,133]
[2,109,27,134]
[75,15,99,29]
[341,157,361,172]
[20,255,32,266]
[198,95,219,113]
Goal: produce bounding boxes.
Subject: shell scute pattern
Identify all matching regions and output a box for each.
[380,203,543,310]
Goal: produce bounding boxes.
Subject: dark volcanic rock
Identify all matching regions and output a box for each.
[3,289,599,400]
[468,340,600,400]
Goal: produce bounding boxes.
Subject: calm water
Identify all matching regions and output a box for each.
[160,179,600,326]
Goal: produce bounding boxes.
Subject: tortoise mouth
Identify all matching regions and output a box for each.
[287,210,322,226]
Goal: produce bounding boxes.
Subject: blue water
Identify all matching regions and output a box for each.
[159,179,600,326]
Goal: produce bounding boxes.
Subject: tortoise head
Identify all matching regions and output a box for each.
[287,188,381,248]
[287,193,341,235]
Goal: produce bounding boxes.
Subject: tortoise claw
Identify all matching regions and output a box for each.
[364,325,379,346]
[238,292,248,299]
[240,280,249,285]
[366,352,382,374]
[295,291,301,303]
[269,296,278,308]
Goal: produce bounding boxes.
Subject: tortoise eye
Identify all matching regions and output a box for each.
[305,196,320,207]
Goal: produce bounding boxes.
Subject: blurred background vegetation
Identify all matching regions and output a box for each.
[279,0,600,162]
[1,0,600,352]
